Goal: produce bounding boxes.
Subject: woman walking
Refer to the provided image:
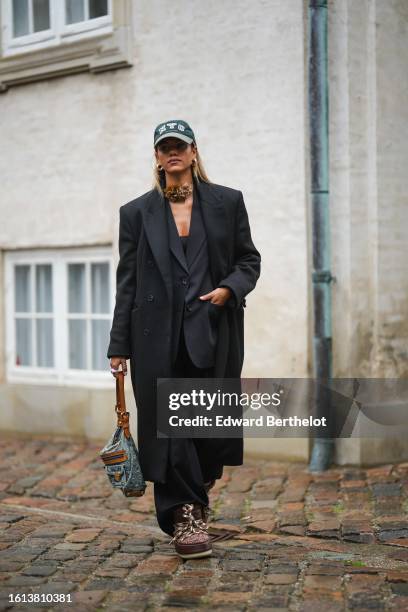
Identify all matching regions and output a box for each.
[107,119,261,559]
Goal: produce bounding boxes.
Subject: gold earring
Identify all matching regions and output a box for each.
[191,159,197,166]
[157,164,163,171]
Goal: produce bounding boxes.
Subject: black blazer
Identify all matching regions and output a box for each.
[107,178,260,359]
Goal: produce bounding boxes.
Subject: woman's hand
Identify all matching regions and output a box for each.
[199,287,232,306]
[110,357,128,377]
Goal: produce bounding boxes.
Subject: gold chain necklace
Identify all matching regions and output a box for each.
[164,183,193,203]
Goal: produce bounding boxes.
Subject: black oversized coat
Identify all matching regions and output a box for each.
[107,178,261,482]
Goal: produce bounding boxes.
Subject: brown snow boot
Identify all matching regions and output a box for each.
[170,503,212,559]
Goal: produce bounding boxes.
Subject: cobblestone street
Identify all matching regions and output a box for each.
[0,434,407,611]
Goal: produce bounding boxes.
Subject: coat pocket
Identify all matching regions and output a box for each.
[208,301,224,328]
[208,301,225,310]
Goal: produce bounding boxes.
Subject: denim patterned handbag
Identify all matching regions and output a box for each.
[99,371,146,497]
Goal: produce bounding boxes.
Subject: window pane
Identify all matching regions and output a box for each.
[36,264,53,313]
[12,0,29,37]
[92,319,110,370]
[36,318,54,367]
[89,0,108,19]
[15,265,31,312]
[68,319,87,368]
[68,263,86,313]
[91,263,109,314]
[65,0,84,24]
[16,318,32,365]
[33,0,50,32]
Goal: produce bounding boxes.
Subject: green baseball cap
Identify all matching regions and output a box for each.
[154,120,196,147]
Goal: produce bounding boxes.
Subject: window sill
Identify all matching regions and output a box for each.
[8,368,114,389]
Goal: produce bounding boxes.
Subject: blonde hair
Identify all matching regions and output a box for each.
[152,146,211,194]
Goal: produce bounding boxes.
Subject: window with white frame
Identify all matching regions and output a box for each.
[3,0,112,53]
[5,248,114,384]
[0,0,132,92]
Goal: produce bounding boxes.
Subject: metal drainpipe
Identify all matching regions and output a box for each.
[307,0,335,472]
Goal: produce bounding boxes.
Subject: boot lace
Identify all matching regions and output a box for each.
[170,503,209,543]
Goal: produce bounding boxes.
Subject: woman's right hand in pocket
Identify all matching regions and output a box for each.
[110,357,128,378]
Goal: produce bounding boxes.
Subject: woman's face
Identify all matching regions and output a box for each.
[155,137,196,175]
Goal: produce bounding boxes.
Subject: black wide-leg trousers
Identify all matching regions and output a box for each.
[154,326,224,536]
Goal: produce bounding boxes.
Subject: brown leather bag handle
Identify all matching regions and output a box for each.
[115,371,131,438]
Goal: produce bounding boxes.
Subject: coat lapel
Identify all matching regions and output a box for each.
[142,180,229,299]
[195,180,229,283]
[185,188,206,269]
[143,190,173,302]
